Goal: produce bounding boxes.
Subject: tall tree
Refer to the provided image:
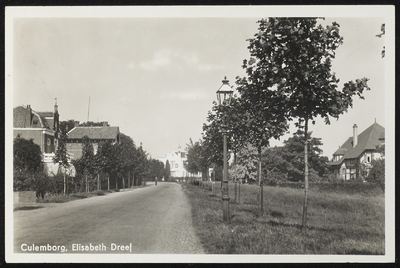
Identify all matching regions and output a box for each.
[95,141,115,190]
[242,17,370,229]
[132,144,148,186]
[114,133,136,189]
[164,160,171,181]
[185,138,204,176]
[282,132,329,182]
[14,137,42,173]
[59,120,77,134]
[13,137,43,191]
[148,159,165,180]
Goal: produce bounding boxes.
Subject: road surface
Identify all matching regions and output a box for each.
[13,182,205,254]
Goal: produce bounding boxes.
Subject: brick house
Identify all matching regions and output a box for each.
[328,122,385,180]
[13,102,60,174]
[66,124,120,160]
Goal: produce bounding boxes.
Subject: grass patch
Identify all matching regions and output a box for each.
[184,182,384,254]
[36,190,115,203]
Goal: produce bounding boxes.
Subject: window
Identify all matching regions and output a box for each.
[350,169,356,180]
[175,164,178,168]
[367,156,370,163]
[47,138,51,145]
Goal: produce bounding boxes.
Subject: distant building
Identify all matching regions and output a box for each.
[328,122,385,180]
[66,123,120,160]
[13,101,60,174]
[157,146,200,178]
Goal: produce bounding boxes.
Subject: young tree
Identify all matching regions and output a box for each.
[228,142,258,184]
[80,136,95,192]
[242,17,370,229]
[53,131,70,195]
[236,60,289,213]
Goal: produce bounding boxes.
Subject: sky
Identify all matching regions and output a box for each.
[8,6,393,160]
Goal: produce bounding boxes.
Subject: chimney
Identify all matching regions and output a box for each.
[25,105,32,127]
[353,124,358,147]
[54,98,58,114]
[53,98,60,135]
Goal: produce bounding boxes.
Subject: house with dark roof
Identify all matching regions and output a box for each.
[328,122,385,180]
[66,124,120,160]
[14,102,61,173]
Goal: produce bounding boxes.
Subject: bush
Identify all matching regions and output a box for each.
[13,169,34,191]
[366,159,385,191]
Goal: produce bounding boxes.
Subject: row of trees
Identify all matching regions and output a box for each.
[186,17,373,229]
[14,122,170,196]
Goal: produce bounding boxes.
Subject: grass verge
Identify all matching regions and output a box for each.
[36,189,117,203]
[182,182,384,254]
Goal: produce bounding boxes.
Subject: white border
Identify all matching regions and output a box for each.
[5,5,395,263]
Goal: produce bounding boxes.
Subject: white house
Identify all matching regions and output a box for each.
[157,146,201,178]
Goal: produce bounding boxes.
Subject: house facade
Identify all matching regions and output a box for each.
[13,102,60,174]
[328,122,385,181]
[66,124,120,160]
[157,146,200,178]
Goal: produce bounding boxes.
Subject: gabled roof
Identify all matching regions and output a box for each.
[13,105,52,129]
[37,112,54,118]
[67,126,120,140]
[329,122,384,166]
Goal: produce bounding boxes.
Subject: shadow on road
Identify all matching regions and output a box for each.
[14,206,44,212]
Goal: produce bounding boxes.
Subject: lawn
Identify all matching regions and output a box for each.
[182,181,385,255]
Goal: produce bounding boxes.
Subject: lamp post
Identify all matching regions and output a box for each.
[216,76,233,222]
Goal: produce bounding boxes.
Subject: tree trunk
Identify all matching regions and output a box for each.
[63,173,66,196]
[86,175,88,193]
[234,151,237,203]
[107,175,110,190]
[128,170,130,188]
[302,119,309,231]
[123,176,125,190]
[258,146,263,215]
[238,178,241,204]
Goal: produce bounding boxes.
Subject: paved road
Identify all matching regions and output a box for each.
[13,182,205,254]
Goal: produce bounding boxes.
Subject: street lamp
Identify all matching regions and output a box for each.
[216,76,233,222]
